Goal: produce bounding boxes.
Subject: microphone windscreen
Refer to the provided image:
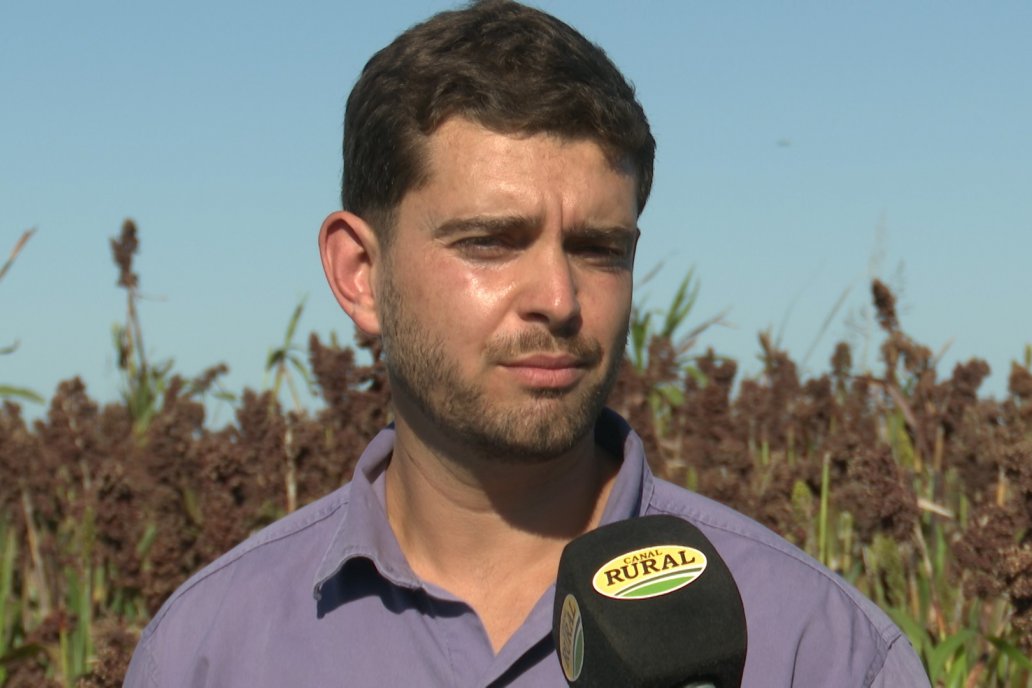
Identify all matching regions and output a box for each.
[553,515,747,688]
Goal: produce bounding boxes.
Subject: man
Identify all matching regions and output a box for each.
[125,1,930,686]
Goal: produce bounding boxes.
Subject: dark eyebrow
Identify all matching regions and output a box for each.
[431,215,540,239]
[564,224,640,242]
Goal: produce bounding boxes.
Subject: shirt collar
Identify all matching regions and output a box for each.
[312,408,654,598]
[595,407,654,525]
[312,425,421,598]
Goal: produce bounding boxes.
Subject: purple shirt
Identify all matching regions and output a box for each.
[124,410,929,687]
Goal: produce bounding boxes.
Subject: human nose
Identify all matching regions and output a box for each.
[516,244,582,334]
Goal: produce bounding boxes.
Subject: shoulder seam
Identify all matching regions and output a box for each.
[144,492,351,634]
[646,495,902,650]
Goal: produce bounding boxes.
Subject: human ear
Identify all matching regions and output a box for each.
[318,211,382,335]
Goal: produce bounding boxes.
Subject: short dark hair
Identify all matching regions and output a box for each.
[341,0,655,241]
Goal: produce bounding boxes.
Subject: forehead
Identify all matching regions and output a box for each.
[404,118,638,223]
[425,117,633,176]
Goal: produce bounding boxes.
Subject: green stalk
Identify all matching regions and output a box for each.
[818,452,830,566]
[58,564,93,686]
[0,519,17,683]
[58,626,69,686]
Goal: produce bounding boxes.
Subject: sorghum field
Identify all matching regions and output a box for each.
[1,222,1030,687]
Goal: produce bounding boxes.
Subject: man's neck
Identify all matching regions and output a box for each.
[383,415,620,652]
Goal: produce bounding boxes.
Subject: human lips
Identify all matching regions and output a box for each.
[499,353,591,389]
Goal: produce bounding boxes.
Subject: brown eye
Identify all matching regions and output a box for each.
[452,235,514,260]
[569,240,632,269]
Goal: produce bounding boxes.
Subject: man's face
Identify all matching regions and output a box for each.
[377,118,638,462]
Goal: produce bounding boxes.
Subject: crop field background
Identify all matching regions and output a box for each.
[1,222,1030,687]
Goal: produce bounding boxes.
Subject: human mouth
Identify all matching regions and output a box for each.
[499,354,590,389]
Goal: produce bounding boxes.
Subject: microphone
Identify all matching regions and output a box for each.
[552,515,747,687]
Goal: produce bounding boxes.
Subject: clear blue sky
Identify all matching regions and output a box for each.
[3,1,1030,418]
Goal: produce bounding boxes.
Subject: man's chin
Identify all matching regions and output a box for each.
[523,385,579,400]
[461,402,604,463]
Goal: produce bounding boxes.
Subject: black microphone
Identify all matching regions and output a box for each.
[553,515,747,687]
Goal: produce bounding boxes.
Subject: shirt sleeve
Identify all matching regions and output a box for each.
[868,635,931,688]
[122,635,159,688]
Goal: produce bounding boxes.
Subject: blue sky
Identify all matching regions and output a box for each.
[2,1,1030,418]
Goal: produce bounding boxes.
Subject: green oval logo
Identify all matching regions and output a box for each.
[558,594,584,681]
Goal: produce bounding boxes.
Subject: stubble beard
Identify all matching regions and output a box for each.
[377,275,626,463]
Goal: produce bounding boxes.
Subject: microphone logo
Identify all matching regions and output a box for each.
[591,545,708,600]
[558,594,585,681]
